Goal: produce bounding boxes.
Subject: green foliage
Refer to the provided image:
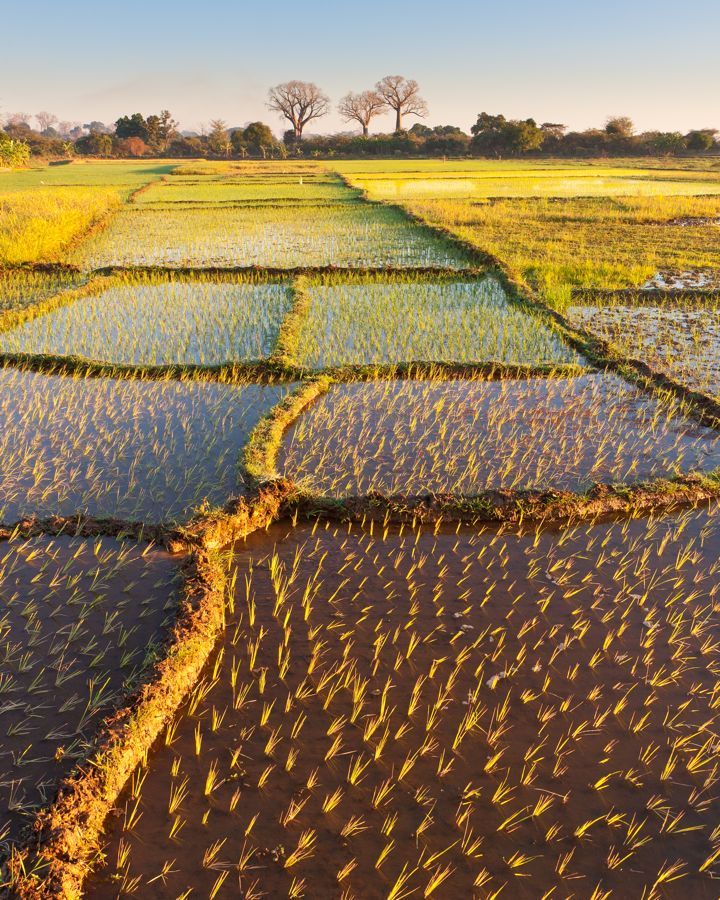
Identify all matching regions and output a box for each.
[114,113,149,141]
[470,112,545,156]
[0,136,30,167]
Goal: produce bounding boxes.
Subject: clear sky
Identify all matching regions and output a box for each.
[3,0,719,136]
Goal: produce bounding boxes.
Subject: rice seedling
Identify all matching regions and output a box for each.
[84,506,720,897]
[294,276,580,368]
[0,366,292,524]
[0,275,291,366]
[0,533,182,849]
[568,303,720,399]
[279,374,720,496]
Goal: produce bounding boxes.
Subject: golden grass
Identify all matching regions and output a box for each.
[0,188,120,265]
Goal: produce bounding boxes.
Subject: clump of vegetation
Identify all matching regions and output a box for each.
[0,137,30,168]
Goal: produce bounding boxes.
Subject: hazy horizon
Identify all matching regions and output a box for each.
[3,0,719,137]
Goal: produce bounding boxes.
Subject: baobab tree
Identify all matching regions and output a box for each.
[375,76,428,133]
[338,90,387,137]
[267,81,329,141]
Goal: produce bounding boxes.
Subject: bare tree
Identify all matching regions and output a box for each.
[267,81,329,141]
[338,90,387,137]
[57,121,81,137]
[35,111,58,133]
[4,112,31,128]
[375,76,428,132]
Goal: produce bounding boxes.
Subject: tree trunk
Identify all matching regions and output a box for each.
[362,124,368,137]
[295,124,302,141]
[395,108,402,132]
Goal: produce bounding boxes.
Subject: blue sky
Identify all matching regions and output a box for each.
[3,0,719,135]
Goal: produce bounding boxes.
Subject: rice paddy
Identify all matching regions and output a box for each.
[0,367,291,524]
[352,174,720,201]
[71,202,472,269]
[85,507,720,899]
[568,303,720,399]
[0,277,291,366]
[0,534,182,848]
[2,157,720,897]
[293,277,580,368]
[135,177,355,205]
[280,374,720,496]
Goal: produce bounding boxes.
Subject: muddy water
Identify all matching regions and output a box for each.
[87,506,720,898]
[0,535,184,851]
[279,374,720,497]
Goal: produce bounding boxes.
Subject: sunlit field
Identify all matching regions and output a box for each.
[395,195,720,308]
[351,175,720,201]
[0,189,120,265]
[0,276,292,365]
[72,202,472,269]
[2,157,720,896]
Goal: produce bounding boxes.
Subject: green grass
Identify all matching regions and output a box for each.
[0,161,177,194]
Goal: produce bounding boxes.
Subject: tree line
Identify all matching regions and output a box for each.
[1,76,718,163]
